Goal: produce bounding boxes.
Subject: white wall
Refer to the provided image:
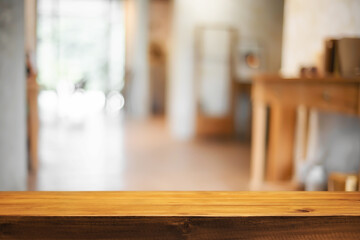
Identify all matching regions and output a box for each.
[169,0,284,139]
[125,0,150,118]
[0,0,27,190]
[282,0,360,76]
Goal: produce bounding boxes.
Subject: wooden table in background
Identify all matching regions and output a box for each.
[250,75,360,190]
[1,191,360,239]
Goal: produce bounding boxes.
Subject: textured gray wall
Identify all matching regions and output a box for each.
[0,0,27,190]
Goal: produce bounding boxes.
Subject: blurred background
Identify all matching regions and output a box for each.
[0,0,359,191]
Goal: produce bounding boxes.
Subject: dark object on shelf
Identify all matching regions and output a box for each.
[324,39,338,75]
[323,37,360,77]
[299,66,318,78]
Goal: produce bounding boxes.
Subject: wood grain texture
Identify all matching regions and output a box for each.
[2,216,360,240]
[267,105,296,181]
[2,191,360,217]
[1,192,360,239]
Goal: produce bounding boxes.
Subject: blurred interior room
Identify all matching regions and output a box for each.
[0,0,359,191]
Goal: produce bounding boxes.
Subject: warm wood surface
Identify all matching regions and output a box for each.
[1,192,360,239]
[266,105,296,181]
[253,81,359,115]
[250,74,360,191]
[1,191,360,217]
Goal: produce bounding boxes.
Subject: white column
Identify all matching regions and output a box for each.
[0,0,27,190]
[126,0,150,118]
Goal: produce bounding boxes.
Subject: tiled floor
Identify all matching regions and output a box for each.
[31,111,250,191]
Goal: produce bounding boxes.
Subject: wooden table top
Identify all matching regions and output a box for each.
[1,191,360,217]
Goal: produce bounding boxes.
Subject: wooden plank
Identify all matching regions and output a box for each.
[1,216,360,240]
[2,192,360,216]
[261,82,359,115]
[267,105,297,181]
[252,75,360,116]
[1,192,360,239]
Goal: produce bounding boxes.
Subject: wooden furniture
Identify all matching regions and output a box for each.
[250,75,360,190]
[26,73,39,172]
[328,172,359,191]
[1,191,360,239]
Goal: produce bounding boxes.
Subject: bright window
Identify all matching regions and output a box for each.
[37,0,125,92]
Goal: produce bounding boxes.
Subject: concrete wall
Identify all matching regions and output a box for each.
[0,0,27,190]
[169,0,284,139]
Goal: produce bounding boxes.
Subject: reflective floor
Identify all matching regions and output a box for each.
[30,91,250,191]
